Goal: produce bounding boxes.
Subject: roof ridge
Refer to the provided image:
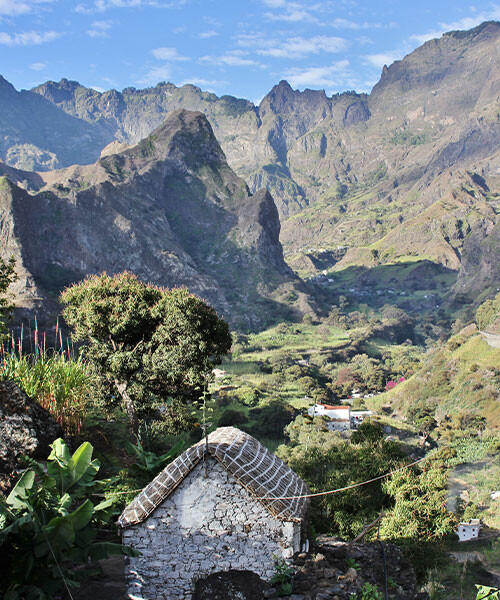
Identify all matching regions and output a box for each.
[118,426,309,527]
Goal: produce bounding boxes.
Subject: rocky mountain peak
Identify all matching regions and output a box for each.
[0,75,16,94]
[120,109,227,169]
[260,80,329,115]
[444,19,500,42]
[32,78,85,104]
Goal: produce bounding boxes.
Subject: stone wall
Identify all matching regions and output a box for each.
[122,457,303,600]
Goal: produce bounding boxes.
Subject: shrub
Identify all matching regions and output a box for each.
[0,438,137,598]
[218,409,248,427]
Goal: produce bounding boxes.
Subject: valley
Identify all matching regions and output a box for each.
[0,15,500,600]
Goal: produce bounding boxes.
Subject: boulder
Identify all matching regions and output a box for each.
[0,380,64,492]
[192,570,267,600]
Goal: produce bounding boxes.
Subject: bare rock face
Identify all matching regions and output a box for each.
[0,380,64,492]
[0,109,305,330]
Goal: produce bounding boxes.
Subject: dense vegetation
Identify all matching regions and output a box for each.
[1,266,500,598]
[61,273,232,435]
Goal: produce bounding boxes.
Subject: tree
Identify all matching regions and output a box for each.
[61,273,232,434]
[0,438,136,598]
[277,416,405,538]
[379,462,457,543]
[0,255,17,340]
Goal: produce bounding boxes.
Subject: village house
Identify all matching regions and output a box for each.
[457,518,482,542]
[307,403,373,431]
[118,427,310,600]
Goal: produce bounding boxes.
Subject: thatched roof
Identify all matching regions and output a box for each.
[118,427,309,527]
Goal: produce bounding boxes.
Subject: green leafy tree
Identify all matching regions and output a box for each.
[0,438,137,599]
[0,255,17,340]
[476,587,500,599]
[476,292,500,333]
[277,416,404,538]
[61,273,232,434]
[379,462,457,567]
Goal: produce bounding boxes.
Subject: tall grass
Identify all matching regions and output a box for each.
[0,321,95,435]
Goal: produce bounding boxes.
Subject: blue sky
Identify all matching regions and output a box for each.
[1,0,500,103]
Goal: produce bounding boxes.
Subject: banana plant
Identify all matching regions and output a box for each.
[0,438,138,599]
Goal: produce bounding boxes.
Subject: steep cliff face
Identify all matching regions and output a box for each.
[0,110,304,329]
[2,21,500,297]
[0,76,112,171]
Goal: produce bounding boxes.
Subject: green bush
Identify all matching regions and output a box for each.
[0,439,137,599]
[0,345,95,435]
[218,409,248,427]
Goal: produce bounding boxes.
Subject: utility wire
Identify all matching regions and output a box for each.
[260,455,428,501]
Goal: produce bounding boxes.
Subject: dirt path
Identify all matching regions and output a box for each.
[480,330,500,348]
[446,461,487,510]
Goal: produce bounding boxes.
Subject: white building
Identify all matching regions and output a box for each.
[119,427,309,600]
[457,519,481,542]
[307,403,372,431]
[351,410,374,429]
[308,404,351,431]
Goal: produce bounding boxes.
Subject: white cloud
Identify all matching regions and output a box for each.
[410,5,500,45]
[30,61,47,70]
[283,60,351,88]
[261,0,286,6]
[152,46,189,61]
[0,0,54,17]
[262,0,320,23]
[265,8,317,23]
[90,85,105,92]
[75,0,183,14]
[331,17,381,30]
[177,77,228,88]
[257,35,347,58]
[199,30,217,38]
[87,19,112,37]
[136,64,172,85]
[0,30,61,45]
[237,33,347,59]
[365,51,403,68]
[200,53,261,67]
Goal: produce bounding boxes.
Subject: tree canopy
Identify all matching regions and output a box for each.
[476,291,500,333]
[61,272,232,434]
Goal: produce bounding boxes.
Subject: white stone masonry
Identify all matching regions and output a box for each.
[122,457,302,600]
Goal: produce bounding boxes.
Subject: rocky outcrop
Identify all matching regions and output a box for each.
[0,380,64,493]
[279,539,427,600]
[454,219,500,297]
[0,109,305,329]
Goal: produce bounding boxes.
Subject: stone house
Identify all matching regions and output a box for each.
[118,426,310,600]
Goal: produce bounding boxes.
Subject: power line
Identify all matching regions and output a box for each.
[260,456,428,501]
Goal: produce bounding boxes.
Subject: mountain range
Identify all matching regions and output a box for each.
[1,20,500,327]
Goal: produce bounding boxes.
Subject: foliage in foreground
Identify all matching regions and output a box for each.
[476,586,500,600]
[276,417,405,538]
[0,255,17,341]
[61,272,232,435]
[0,438,137,599]
[0,343,95,435]
[476,291,500,334]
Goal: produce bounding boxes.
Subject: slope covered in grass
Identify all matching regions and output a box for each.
[371,324,500,427]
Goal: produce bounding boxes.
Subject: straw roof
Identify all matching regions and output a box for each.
[118,427,309,527]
